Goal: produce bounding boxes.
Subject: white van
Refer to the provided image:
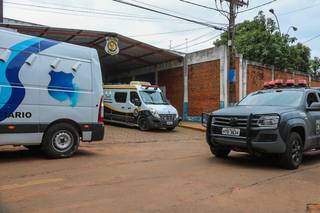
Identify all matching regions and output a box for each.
[103,81,180,131]
[0,29,104,158]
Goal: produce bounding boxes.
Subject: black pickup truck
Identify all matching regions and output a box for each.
[203,82,320,170]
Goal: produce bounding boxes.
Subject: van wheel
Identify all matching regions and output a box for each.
[166,127,175,131]
[42,123,80,158]
[280,132,303,170]
[138,117,149,131]
[24,145,42,151]
[210,145,231,158]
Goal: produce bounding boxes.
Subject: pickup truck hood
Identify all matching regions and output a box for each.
[213,105,296,116]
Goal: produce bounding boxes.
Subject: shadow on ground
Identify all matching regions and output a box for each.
[105,122,178,134]
[208,151,320,170]
[0,148,97,163]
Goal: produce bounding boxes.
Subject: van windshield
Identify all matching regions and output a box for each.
[139,90,169,105]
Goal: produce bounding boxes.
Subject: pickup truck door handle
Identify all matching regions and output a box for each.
[128,107,132,110]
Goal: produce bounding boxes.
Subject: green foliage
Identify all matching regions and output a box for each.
[215,11,311,72]
[310,57,320,77]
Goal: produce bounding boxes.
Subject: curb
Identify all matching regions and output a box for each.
[179,124,206,132]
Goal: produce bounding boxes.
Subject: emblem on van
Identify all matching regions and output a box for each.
[48,71,78,107]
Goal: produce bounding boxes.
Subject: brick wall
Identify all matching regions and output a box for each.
[311,80,320,87]
[188,60,220,116]
[158,67,184,115]
[247,64,310,94]
[246,65,272,94]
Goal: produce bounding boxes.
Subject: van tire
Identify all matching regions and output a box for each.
[24,145,42,151]
[42,123,80,158]
[138,117,149,131]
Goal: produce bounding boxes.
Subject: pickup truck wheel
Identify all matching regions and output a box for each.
[280,132,303,170]
[42,123,80,159]
[210,146,231,158]
[138,117,149,131]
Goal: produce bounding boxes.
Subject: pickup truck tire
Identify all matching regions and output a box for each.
[280,132,303,170]
[42,123,80,159]
[210,146,231,158]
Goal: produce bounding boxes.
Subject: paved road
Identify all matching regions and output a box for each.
[1,125,320,213]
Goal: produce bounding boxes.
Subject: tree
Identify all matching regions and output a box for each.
[215,11,311,72]
[310,57,320,77]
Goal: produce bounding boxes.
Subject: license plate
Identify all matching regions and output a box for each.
[222,128,240,136]
[166,121,173,125]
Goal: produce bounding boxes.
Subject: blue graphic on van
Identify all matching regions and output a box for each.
[0,38,58,122]
[48,71,78,107]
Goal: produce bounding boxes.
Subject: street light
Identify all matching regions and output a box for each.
[269,9,281,33]
[286,26,298,35]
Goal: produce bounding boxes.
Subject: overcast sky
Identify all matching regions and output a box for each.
[4,0,320,57]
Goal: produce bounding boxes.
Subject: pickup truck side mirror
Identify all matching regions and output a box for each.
[308,102,320,111]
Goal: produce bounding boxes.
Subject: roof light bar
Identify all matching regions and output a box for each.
[262,79,308,90]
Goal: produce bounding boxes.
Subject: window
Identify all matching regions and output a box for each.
[238,90,304,107]
[114,92,127,103]
[130,91,140,103]
[307,93,318,107]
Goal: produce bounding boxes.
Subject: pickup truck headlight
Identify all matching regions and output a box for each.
[257,115,280,128]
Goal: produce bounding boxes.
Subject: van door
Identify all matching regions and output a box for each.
[128,91,141,124]
[113,91,128,123]
[0,42,41,144]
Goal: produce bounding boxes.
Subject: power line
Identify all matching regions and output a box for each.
[110,0,226,31]
[129,0,225,26]
[171,30,215,49]
[173,34,220,51]
[129,27,208,37]
[18,0,175,21]
[237,0,277,14]
[279,2,320,16]
[179,0,229,13]
[4,1,181,21]
[303,33,320,44]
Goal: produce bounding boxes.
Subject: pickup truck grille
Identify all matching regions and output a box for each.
[212,116,260,128]
[211,115,260,138]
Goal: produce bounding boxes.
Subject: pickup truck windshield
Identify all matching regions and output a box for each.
[139,90,169,105]
[238,90,304,107]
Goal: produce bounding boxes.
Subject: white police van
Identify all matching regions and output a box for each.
[104,81,180,131]
[0,28,104,158]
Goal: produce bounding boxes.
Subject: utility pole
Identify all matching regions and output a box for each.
[0,0,3,23]
[218,0,248,106]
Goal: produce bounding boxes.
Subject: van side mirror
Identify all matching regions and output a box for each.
[308,102,320,111]
[134,98,142,107]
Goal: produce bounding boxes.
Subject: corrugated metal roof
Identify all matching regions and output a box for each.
[0,23,183,73]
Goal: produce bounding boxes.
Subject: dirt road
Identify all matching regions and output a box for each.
[1,125,320,213]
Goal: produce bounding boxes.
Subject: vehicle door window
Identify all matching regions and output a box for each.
[114,92,127,103]
[130,92,140,104]
[307,92,319,107]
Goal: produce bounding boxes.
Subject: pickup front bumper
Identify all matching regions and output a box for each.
[205,114,286,154]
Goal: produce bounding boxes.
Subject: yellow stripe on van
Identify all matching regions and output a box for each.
[104,103,135,114]
[103,85,136,90]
